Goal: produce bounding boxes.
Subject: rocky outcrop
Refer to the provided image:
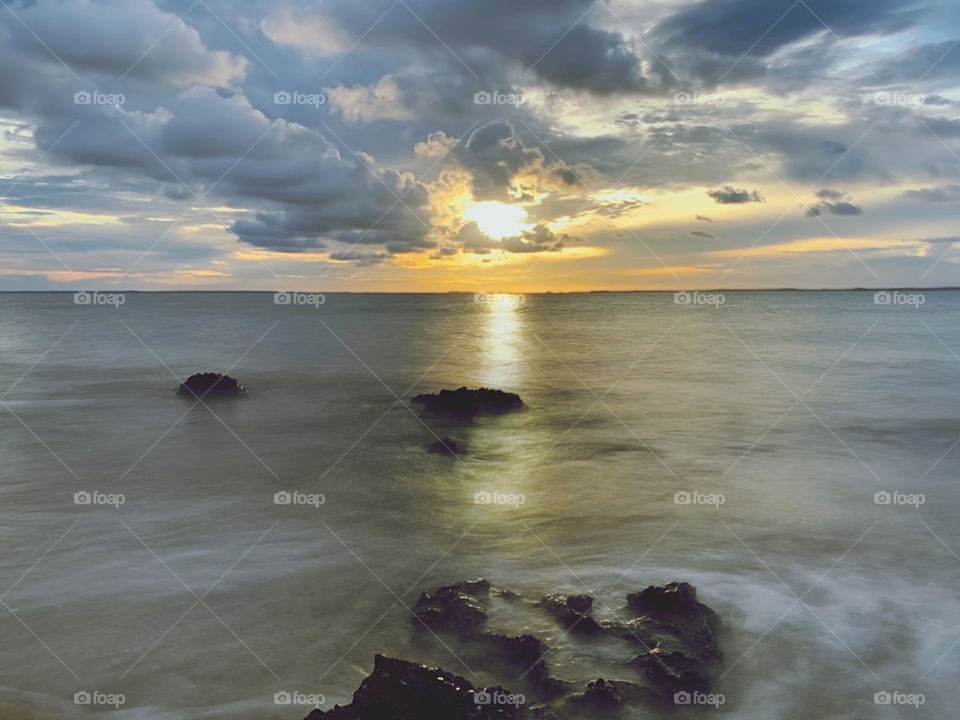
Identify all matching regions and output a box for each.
[413,580,489,635]
[427,438,466,455]
[176,372,245,399]
[312,580,723,719]
[303,655,526,719]
[539,594,603,634]
[411,387,523,417]
[621,582,722,700]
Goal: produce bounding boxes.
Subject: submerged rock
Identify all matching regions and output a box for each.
[539,594,603,634]
[411,387,523,416]
[413,580,489,634]
[310,580,723,719]
[176,372,245,399]
[303,655,525,719]
[427,437,466,455]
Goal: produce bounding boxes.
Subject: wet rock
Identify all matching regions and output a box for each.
[632,649,712,699]
[568,678,623,711]
[176,372,245,399]
[619,583,722,700]
[625,582,720,661]
[413,580,489,634]
[303,655,524,719]
[427,437,466,455]
[471,632,570,700]
[539,594,603,634]
[412,387,523,417]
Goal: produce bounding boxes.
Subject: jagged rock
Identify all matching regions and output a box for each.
[539,594,603,634]
[413,580,489,634]
[412,387,523,416]
[625,582,720,661]
[618,583,722,700]
[471,633,570,699]
[303,655,524,719]
[632,649,712,698]
[428,438,466,455]
[176,372,245,399]
[568,679,623,711]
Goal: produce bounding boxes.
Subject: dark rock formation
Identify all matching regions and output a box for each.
[314,580,723,719]
[303,655,525,719]
[539,594,603,634]
[621,582,722,700]
[413,580,489,634]
[411,387,523,417]
[176,372,245,399]
[427,438,466,455]
[568,679,623,711]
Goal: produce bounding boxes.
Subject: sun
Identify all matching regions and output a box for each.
[463,201,530,240]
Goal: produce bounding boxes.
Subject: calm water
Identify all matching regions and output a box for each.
[0,291,957,719]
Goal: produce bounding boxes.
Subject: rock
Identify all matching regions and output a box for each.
[471,633,570,700]
[413,580,489,634]
[568,679,623,711]
[620,583,722,700]
[632,649,711,698]
[625,582,720,661]
[176,372,245,399]
[303,655,525,719]
[427,438,466,455]
[539,594,603,634]
[411,387,523,417]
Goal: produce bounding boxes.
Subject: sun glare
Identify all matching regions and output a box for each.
[463,201,530,240]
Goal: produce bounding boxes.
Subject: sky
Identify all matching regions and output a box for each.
[0,0,958,291]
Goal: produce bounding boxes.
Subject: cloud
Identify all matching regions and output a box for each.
[324,76,413,122]
[707,185,764,204]
[899,186,960,203]
[805,189,864,216]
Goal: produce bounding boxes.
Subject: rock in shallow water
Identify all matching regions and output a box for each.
[411,387,523,416]
[303,655,527,719]
[176,372,246,398]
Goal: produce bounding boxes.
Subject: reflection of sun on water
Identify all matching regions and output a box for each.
[478,292,526,388]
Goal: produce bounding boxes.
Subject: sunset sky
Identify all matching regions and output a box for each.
[1,0,959,291]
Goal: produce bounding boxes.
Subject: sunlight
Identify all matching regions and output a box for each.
[463,201,530,240]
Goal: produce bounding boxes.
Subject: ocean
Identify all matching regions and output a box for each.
[0,291,957,719]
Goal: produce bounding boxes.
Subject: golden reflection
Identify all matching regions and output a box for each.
[477,292,526,388]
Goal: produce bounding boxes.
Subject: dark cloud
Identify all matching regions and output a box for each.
[805,189,863,216]
[899,186,960,203]
[707,185,764,204]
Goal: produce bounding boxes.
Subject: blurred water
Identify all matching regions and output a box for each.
[0,291,958,719]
